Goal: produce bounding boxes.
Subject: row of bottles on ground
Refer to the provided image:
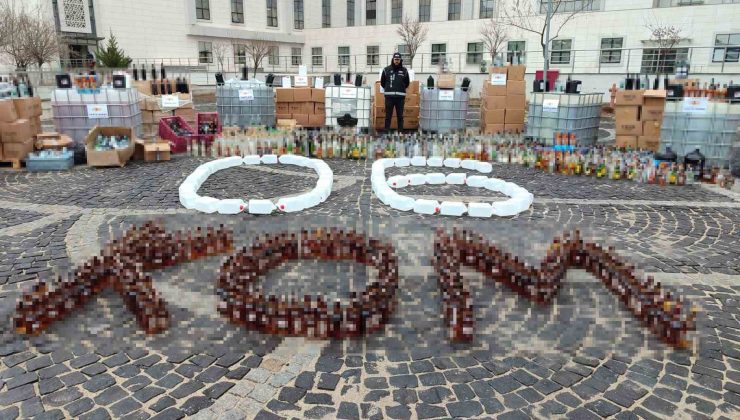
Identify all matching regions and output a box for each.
[14,223,234,336]
[93,134,131,151]
[0,76,34,98]
[217,228,399,339]
[433,229,696,347]
[622,74,738,101]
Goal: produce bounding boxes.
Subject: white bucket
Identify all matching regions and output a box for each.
[413,199,440,215]
[248,199,277,215]
[446,173,467,185]
[468,202,494,218]
[440,201,468,217]
[425,173,446,185]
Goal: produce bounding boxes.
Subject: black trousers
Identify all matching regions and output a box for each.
[384,95,405,132]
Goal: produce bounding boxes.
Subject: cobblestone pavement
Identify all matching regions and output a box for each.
[0,157,739,420]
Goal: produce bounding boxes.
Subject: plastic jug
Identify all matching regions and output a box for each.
[193,196,220,214]
[387,175,410,188]
[409,174,426,186]
[468,202,494,218]
[279,154,299,165]
[413,199,440,215]
[222,156,244,168]
[425,173,446,184]
[387,192,416,211]
[243,155,261,165]
[466,176,488,188]
[261,154,278,164]
[411,156,427,167]
[394,157,410,167]
[276,196,306,213]
[440,201,467,217]
[248,199,277,214]
[491,200,519,217]
[446,173,467,185]
[216,199,247,214]
[461,159,478,170]
[484,178,506,193]
[475,162,493,173]
[684,147,705,180]
[443,158,461,168]
[427,157,444,167]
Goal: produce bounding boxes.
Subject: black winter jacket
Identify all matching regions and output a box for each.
[380,62,410,96]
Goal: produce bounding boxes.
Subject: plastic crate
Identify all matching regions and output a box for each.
[159,116,196,154]
[196,112,222,143]
[25,150,74,171]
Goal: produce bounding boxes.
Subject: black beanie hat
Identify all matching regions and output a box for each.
[393,52,402,60]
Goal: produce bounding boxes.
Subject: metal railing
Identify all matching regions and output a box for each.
[4,45,738,87]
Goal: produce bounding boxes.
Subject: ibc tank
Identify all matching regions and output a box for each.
[216,79,276,127]
[420,88,469,133]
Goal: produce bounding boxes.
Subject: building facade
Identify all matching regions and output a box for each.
[41,0,740,87]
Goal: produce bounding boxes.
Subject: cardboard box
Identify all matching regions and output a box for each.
[303,102,316,114]
[289,103,304,114]
[489,67,508,75]
[315,103,325,113]
[482,124,505,135]
[481,108,506,125]
[308,114,324,127]
[641,105,664,121]
[406,80,420,95]
[643,90,667,105]
[2,137,33,160]
[276,88,294,102]
[616,121,643,136]
[615,106,640,122]
[13,97,42,119]
[35,133,74,150]
[0,119,32,143]
[506,80,526,96]
[276,103,290,114]
[405,116,419,128]
[482,81,507,97]
[504,109,525,124]
[0,100,18,123]
[142,110,154,124]
[404,106,420,118]
[638,136,659,152]
[174,108,196,123]
[134,139,171,161]
[311,88,325,103]
[504,123,525,133]
[293,88,312,102]
[506,65,526,81]
[85,126,135,167]
[133,81,152,96]
[276,113,292,121]
[643,120,662,138]
[373,106,386,118]
[277,119,297,129]
[293,114,309,127]
[405,94,420,107]
[29,116,42,135]
[506,94,526,110]
[615,90,645,106]
[142,124,158,138]
[438,73,455,89]
[615,135,638,149]
[482,95,506,110]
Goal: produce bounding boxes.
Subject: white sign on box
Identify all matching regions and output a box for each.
[314,77,324,89]
[282,76,292,88]
[490,73,507,86]
[160,95,180,108]
[294,75,308,87]
[238,89,254,101]
[682,97,709,114]
[439,90,454,101]
[86,104,109,119]
[543,99,560,113]
[339,87,358,99]
[298,65,308,76]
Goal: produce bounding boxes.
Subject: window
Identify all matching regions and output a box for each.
[266,0,278,27]
[397,44,410,62]
[599,37,623,64]
[713,33,740,63]
[338,46,350,66]
[294,0,304,29]
[198,41,213,64]
[322,0,331,28]
[467,42,484,64]
[392,0,403,24]
[231,0,244,23]
[312,47,323,66]
[291,47,302,66]
[268,46,279,65]
[550,39,572,64]
[347,0,355,26]
[234,44,246,65]
[366,0,377,25]
[655,0,739,7]
[480,0,495,19]
[539,0,601,13]
[431,43,447,65]
[367,46,380,66]
[641,48,689,74]
[448,0,461,20]
[507,41,526,63]
[196,0,210,20]
[419,0,431,22]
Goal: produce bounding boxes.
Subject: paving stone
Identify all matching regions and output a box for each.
[278,386,306,404]
[145,363,175,380]
[393,388,418,405]
[103,353,130,368]
[179,396,213,416]
[556,392,582,408]
[604,389,635,408]
[512,369,538,386]
[489,376,522,394]
[215,353,244,368]
[149,407,185,420]
[390,374,419,389]
[315,356,343,373]
[70,354,101,369]
[21,396,44,418]
[33,409,65,420]
[203,381,234,399]
[132,386,166,403]
[445,401,482,418]
[482,361,510,375]
[82,363,108,376]
[305,392,334,405]
[110,397,142,417]
[686,396,715,414]
[540,400,568,415]
[410,360,435,374]
[190,355,216,368]
[122,375,152,392]
[452,383,475,401]
[503,393,528,410]
[566,407,601,420]
[419,372,446,386]
[113,365,141,379]
[386,404,413,419]
[432,357,457,370]
[242,355,262,368]
[84,373,116,393]
[443,369,474,384]
[294,371,316,390]
[414,403,447,419]
[4,352,34,368]
[151,395,176,413]
[534,378,562,395]
[364,377,389,389]
[249,383,276,403]
[517,388,544,404]
[194,366,228,383]
[641,396,677,417]
[0,406,19,420]
[26,355,53,372]
[170,381,204,399]
[654,387,683,403]
[481,397,505,414]
[42,387,83,407]
[80,407,112,420]
[266,399,299,413]
[155,373,183,389]
[305,406,336,419]
[225,367,250,380]
[586,399,622,417]
[38,364,70,380]
[317,373,340,391]
[94,385,127,406]
[364,389,390,402]
[65,397,95,417]
[337,401,360,420]
[39,377,64,395]
[245,367,271,384]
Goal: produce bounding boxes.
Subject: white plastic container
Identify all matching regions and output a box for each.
[248,199,277,215]
[216,199,247,215]
[387,175,410,188]
[410,156,427,167]
[475,162,493,174]
[425,173,447,185]
[484,178,506,193]
[466,176,488,188]
[427,157,444,167]
[413,199,440,215]
[387,192,416,211]
[492,200,521,217]
[292,156,311,167]
[461,160,478,170]
[276,196,306,213]
[446,173,467,185]
[443,158,461,168]
[193,196,220,214]
[408,174,427,186]
[222,156,244,169]
[440,201,467,217]
[468,202,494,218]
[243,155,261,165]
[394,157,411,167]
[261,154,278,164]
[279,154,299,165]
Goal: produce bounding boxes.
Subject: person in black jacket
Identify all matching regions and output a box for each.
[380,52,410,132]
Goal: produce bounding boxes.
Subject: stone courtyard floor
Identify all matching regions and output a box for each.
[0,157,739,420]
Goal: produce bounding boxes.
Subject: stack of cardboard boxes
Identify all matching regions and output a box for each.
[615,90,666,151]
[372,81,420,130]
[139,93,194,140]
[480,65,526,134]
[275,87,325,128]
[0,97,43,165]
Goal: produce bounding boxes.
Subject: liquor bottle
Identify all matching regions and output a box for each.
[151,64,157,81]
[160,62,166,80]
[133,64,139,81]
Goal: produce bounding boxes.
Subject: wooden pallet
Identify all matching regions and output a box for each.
[0,158,23,170]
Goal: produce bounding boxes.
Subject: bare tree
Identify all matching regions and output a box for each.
[396,15,428,68]
[502,0,594,70]
[0,0,32,70]
[211,41,230,72]
[645,19,683,76]
[242,39,272,78]
[25,4,60,71]
[479,18,508,65]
